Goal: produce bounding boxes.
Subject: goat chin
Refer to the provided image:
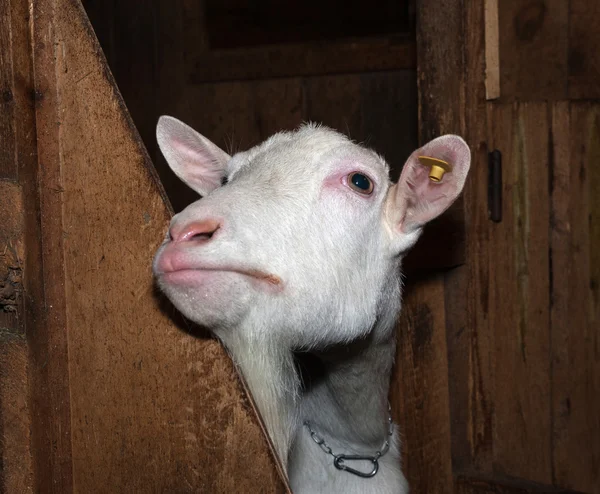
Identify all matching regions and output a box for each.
[154,117,470,493]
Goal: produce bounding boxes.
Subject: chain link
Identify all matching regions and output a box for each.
[303,404,394,478]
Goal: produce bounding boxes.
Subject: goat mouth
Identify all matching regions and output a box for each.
[160,267,282,287]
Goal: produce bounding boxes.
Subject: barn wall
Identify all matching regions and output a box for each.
[0,0,288,492]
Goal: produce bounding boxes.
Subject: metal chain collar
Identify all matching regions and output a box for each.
[303,405,394,479]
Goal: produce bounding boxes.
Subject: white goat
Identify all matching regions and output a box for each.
[153,117,470,494]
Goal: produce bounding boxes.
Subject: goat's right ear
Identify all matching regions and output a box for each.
[156,116,230,197]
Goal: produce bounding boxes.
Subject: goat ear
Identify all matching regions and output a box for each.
[156,116,230,197]
[384,135,470,252]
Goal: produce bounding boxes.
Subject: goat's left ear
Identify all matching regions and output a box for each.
[384,135,471,252]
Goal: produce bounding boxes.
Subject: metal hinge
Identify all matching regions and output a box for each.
[488,149,502,222]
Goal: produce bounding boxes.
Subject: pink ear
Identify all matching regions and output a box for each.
[384,135,470,244]
[156,116,230,197]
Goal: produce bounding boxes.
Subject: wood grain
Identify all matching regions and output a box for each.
[391,274,454,494]
[498,0,569,101]
[190,37,416,83]
[484,0,500,100]
[455,475,585,494]
[26,0,290,491]
[550,102,600,493]
[445,0,494,475]
[488,102,552,484]
[568,1,600,99]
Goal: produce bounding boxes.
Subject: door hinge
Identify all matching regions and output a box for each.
[488,149,502,223]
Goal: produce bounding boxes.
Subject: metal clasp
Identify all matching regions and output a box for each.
[333,454,379,478]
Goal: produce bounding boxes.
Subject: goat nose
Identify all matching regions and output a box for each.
[169,219,221,243]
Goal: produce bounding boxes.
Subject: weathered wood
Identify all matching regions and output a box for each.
[488,102,552,484]
[391,274,454,494]
[190,37,416,83]
[360,71,417,180]
[550,102,600,493]
[304,74,363,142]
[455,475,586,494]
[0,180,33,494]
[498,0,569,101]
[26,0,289,492]
[0,1,42,491]
[484,0,500,100]
[204,0,412,49]
[445,0,493,476]
[0,0,17,179]
[0,334,32,494]
[569,1,600,99]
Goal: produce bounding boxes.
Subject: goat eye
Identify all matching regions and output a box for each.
[220,175,229,186]
[348,172,374,195]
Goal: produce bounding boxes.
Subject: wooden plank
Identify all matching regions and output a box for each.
[498,0,569,101]
[488,102,552,484]
[0,180,33,493]
[411,1,474,489]
[0,0,17,179]
[29,0,289,492]
[446,0,494,475]
[568,1,600,99]
[550,102,600,493]
[0,335,33,493]
[484,0,500,100]
[303,74,363,140]
[30,0,75,489]
[390,274,454,494]
[0,180,24,336]
[2,1,42,491]
[251,78,304,141]
[455,475,585,494]
[360,71,417,180]
[190,37,416,83]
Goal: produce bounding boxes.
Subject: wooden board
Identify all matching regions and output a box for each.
[569,1,600,99]
[497,0,569,101]
[487,102,553,484]
[22,0,290,491]
[445,0,495,475]
[456,475,585,494]
[550,102,600,493]
[391,274,454,494]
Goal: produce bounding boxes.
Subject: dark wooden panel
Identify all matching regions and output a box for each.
[488,103,552,484]
[205,0,412,49]
[498,0,569,101]
[569,1,600,99]
[360,71,417,180]
[190,37,416,83]
[550,102,600,493]
[251,78,305,141]
[455,475,586,494]
[0,0,17,179]
[28,0,289,492]
[390,275,454,494]
[444,0,493,475]
[303,74,363,139]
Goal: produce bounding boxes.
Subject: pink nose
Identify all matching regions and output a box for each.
[169,219,221,243]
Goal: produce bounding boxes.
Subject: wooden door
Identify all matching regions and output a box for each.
[414,1,599,493]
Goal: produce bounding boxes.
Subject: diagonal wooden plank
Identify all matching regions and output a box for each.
[28,0,289,491]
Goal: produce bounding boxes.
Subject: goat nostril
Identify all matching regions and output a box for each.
[190,230,215,241]
[172,220,221,243]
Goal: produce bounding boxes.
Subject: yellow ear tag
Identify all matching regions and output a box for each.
[418,156,453,182]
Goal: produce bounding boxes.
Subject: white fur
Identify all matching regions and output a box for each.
[153,117,470,493]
